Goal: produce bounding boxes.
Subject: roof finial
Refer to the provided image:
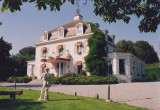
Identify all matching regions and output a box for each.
[76,0,80,15]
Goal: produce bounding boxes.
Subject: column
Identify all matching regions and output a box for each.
[112,58,119,74]
[59,62,61,76]
[125,58,131,75]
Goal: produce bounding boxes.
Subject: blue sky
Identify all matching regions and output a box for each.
[0,1,159,56]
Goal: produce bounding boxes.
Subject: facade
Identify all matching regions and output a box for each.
[27,14,145,82]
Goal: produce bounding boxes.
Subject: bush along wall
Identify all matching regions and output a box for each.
[51,75,117,85]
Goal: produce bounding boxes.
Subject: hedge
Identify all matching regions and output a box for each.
[7,76,32,83]
[145,67,160,80]
[51,75,117,85]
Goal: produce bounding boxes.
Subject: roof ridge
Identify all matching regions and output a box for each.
[49,19,87,33]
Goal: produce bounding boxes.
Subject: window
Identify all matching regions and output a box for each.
[75,42,82,55]
[41,47,47,56]
[59,27,64,37]
[75,61,82,74]
[105,46,108,52]
[59,48,63,56]
[77,24,82,33]
[76,23,83,34]
[43,31,48,40]
[57,45,63,56]
[119,59,125,75]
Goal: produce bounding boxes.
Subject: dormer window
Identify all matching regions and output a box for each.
[43,31,48,40]
[76,23,83,35]
[58,27,64,38]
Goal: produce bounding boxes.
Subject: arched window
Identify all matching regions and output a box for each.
[76,23,83,35]
[42,31,48,40]
[58,27,64,38]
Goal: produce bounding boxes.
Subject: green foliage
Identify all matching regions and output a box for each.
[0,37,12,66]
[19,46,35,56]
[51,75,117,85]
[63,72,77,77]
[92,0,160,33]
[11,46,35,76]
[145,68,160,80]
[134,41,159,64]
[116,40,159,64]
[85,22,107,76]
[116,40,135,55]
[51,76,61,84]
[79,69,87,76]
[1,0,159,32]
[145,62,160,80]
[7,76,32,83]
[0,87,147,110]
[0,66,15,81]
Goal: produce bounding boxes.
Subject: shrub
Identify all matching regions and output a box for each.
[51,76,61,84]
[146,67,160,80]
[7,76,32,83]
[63,72,77,77]
[79,69,87,76]
[51,75,117,85]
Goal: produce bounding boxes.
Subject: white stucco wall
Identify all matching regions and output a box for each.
[34,34,91,78]
[108,53,145,81]
[27,60,35,77]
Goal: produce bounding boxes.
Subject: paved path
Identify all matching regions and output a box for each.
[0,81,160,110]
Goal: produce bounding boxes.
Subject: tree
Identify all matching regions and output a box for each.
[11,46,35,76]
[85,23,107,76]
[0,22,2,26]
[0,0,160,33]
[0,37,12,66]
[134,41,159,64]
[19,46,35,57]
[0,37,14,81]
[116,40,159,64]
[116,40,135,55]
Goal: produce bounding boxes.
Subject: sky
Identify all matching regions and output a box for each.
[0,1,159,56]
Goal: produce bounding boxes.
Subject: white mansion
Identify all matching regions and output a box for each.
[27,14,145,82]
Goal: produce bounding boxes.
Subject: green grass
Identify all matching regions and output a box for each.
[0,87,148,110]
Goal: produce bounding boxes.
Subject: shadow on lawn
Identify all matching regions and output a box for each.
[50,98,83,101]
[0,99,45,110]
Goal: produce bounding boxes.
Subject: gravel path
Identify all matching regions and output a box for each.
[0,81,160,110]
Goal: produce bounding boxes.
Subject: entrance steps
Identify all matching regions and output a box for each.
[114,74,132,83]
[28,79,43,84]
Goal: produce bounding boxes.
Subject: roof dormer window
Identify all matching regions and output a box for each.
[58,27,64,38]
[43,31,48,40]
[76,23,83,35]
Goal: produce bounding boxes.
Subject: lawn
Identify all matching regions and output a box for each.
[0,87,148,110]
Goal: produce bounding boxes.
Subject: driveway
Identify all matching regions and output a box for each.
[0,81,160,110]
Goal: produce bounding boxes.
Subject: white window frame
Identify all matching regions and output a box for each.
[43,31,48,40]
[77,45,82,55]
[58,27,64,38]
[59,48,63,56]
[76,23,83,35]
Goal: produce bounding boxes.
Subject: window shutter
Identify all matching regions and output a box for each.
[74,43,77,54]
